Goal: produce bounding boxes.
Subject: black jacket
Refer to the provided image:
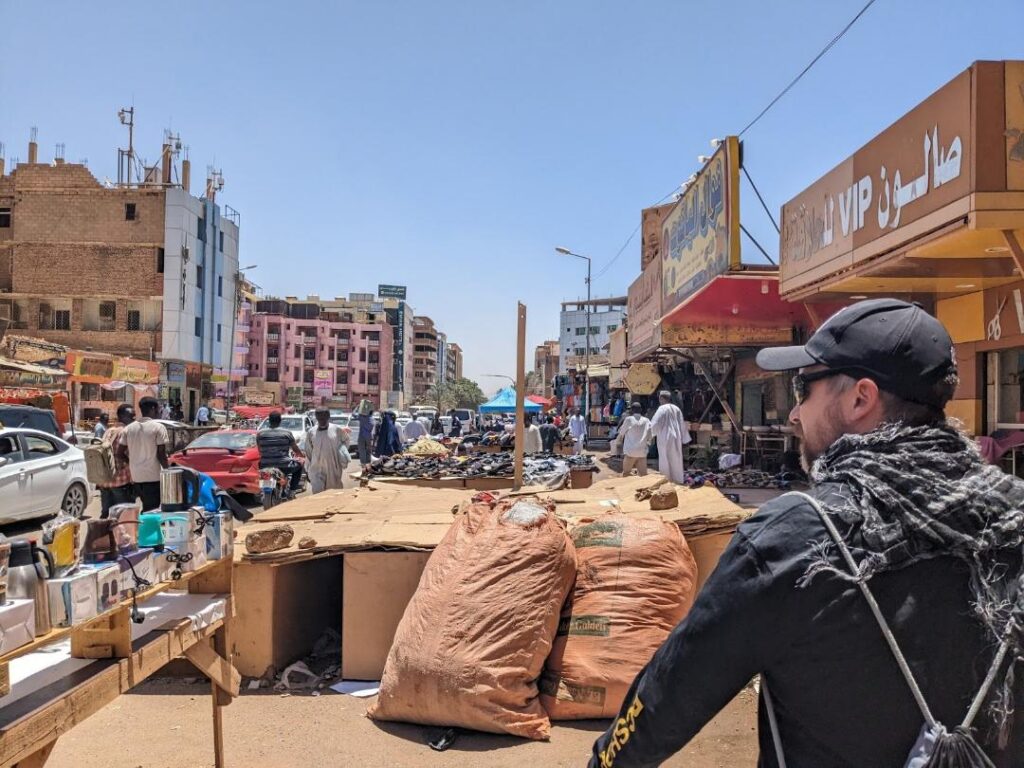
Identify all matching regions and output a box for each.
[590,487,1023,767]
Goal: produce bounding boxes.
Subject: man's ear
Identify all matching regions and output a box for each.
[851,377,883,422]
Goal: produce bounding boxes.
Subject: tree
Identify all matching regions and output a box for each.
[418,377,487,412]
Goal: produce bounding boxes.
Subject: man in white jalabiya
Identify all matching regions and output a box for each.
[305,407,350,493]
[650,390,691,483]
[568,408,587,455]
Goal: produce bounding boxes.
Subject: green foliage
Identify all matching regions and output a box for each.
[417,378,487,411]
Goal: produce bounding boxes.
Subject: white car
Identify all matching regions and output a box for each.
[210,408,228,425]
[0,428,91,522]
[258,413,315,450]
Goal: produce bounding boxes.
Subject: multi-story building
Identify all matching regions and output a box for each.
[558,298,626,374]
[246,297,394,410]
[0,132,240,421]
[534,340,560,397]
[436,331,448,384]
[412,315,439,400]
[446,342,462,382]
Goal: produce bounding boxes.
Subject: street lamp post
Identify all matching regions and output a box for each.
[555,247,592,430]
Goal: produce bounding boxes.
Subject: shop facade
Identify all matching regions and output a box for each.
[65,351,160,424]
[779,60,1024,453]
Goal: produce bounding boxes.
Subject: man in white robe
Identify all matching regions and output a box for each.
[305,407,349,493]
[650,390,691,483]
[568,408,587,455]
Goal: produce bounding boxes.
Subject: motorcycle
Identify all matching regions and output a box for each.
[259,464,306,509]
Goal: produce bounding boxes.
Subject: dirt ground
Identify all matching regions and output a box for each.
[47,680,760,767]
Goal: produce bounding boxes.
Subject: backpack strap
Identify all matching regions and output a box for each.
[787,491,1014,733]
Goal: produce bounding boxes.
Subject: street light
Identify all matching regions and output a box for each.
[554,246,592,429]
[481,373,515,388]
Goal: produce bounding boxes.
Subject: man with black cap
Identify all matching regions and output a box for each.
[590,299,1023,767]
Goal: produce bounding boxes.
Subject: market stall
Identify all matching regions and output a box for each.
[64,351,161,428]
[0,358,71,432]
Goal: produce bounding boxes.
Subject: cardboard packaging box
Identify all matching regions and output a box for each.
[46,569,99,628]
[0,599,36,653]
[160,508,202,548]
[80,564,122,614]
[117,550,155,597]
[148,549,176,583]
[342,551,431,680]
[204,514,234,561]
[182,534,208,573]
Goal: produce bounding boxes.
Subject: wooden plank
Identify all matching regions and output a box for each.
[70,606,131,660]
[0,662,9,698]
[188,557,233,595]
[127,616,226,686]
[183,639,240,698]
[12,740,54,767]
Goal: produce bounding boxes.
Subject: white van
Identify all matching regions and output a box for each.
[452,409,476,434]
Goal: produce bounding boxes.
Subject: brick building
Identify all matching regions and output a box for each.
[0,134,240,421]
[411,315,441,400]
[446,342,463,382]
[534,340,559,397]
[246,296,394,410]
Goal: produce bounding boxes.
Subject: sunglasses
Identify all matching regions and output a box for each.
[791,368,870,405]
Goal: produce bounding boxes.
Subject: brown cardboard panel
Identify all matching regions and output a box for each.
[687,531,736,596]
[342,551,431,681]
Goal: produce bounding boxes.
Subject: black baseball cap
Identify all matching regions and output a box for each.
[755,299,957,407]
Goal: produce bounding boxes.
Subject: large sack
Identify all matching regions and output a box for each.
[540,514,697,720]
[368,499,577,740]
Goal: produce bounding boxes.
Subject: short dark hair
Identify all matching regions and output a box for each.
[269,410,282,427]
[98,413,109,422]
[116,404,134,421]
[832,371,958,427]
[138,396,159,416]
[315,407,330,417]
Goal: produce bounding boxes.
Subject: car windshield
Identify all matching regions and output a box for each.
[279,417,305,431]
[189,432,256,450]
[330,416,348,426]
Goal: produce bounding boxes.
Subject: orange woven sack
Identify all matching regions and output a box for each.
[368,498,577,740]
[540,514,697,720]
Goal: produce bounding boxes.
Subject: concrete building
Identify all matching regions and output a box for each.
[246,296,393,410]
[558,297,626,374]
[0,132,240,421]
[436,331,448,384]
[412,315,439,400]
[446,342,463,382]
[534,340,560,397]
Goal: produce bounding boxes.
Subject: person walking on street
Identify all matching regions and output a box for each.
[195,402,210,427]
[590,299,1024,768]
[160,401,171,420]
[118,396,169,511]
[539,415,560,453]
[522,413,542,454]
[353,400,374,465]
[650,390,690,483]
[568,408,587,454]
[447,409,462,438]
[92,413,109,439]
[305,407,348,493]
[614,402,652,477]
[97,404,134,517]
[403,415,427,441]
[375,411,403,457]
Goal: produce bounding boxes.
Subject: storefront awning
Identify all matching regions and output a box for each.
[0,357,68,389]
[660,273,840,347]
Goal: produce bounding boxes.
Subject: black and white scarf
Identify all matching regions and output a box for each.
[800,423,1024,733]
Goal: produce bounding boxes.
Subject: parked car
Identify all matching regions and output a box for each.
[209,408,229,425]
[169,430,260,497]
[258,413,314,450]
[0,427,90,522]
[0,404,62,439]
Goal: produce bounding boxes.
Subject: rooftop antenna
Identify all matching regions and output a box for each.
[117,106,135,185]
[54,143,65,163]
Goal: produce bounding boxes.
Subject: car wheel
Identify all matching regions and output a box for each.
[62,483,88,518]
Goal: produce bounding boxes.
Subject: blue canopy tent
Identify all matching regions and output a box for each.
[478,387,542,414]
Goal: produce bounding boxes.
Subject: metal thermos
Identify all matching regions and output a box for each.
[7,539,55,636]
[160,467,201,512]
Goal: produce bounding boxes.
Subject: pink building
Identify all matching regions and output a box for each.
[246,298,394,410]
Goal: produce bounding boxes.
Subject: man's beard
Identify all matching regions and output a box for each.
[798,405,847,474]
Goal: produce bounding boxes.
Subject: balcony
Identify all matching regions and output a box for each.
[366,338,380,347]
[303,336,317,345]
[267,333,280,342]
[367,363,380,372]
[266,356,279,365]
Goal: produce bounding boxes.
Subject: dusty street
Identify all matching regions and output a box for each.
[46,680,760,768]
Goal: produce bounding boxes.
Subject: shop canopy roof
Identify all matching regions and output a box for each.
[526,394,555,407]
[478,387,542,414]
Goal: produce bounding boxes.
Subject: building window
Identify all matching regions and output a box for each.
[266,368,279,382]
[217,324,222,342]
[197,216,206,242]
[125,203,136,221]
[38,302,72,331]
[219,231,224,251]
[607,324,618,333]
[99,301,116,331]
[157,247,165,273]
[196,264,204,287]
[294,345,301,358]
[293,368,299,382]
[195,317,202,337]
[589,326,600,335]
[0,208,10,228]
[125,299,160,331]
[575,328,586,336]
[54,310,71,330]
[127,310,141,331]
[217,276,223,297]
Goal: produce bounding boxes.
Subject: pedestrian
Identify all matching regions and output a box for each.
[96,404,134,517]
[195,402,210,427]
[614,402,652,477]
[522,413,542,454]
[92,413,108,439]
[539,415,560,453]
[447,409,462,438]
[305,407,348,493]
[430,413,443,436]
[256,410,305,497]
[375,411,403,457]
[160,401,171,420]
[118,396,169,511]
[403,414,427,441]
[650,390,690,483]
[568,408,587,455]
[353,400,374,465]
[590,299,1024,767]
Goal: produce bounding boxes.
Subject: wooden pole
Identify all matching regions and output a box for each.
[513,302,526,490]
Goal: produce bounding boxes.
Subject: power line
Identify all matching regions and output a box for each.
[592,184,681,281]
[738,0,880,137]
[741,164,780,234]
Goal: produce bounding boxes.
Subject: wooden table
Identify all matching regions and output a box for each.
[0,557,237,768]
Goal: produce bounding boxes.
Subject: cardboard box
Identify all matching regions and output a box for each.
[80,564,122,614]
[204,514,234,561]
[688,530,736,595]
[117,550,154,597]
[342,551,431,681]
[46,569,99,628]
[160,507,202,548]
[182,534,208,573]
[0,599,35,653]
[149,549,176,583]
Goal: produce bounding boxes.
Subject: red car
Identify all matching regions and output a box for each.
[169,429,261,497]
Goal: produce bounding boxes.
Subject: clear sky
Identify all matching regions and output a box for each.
[2,0,1021,393]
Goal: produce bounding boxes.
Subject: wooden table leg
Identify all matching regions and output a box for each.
[15,739,56,767]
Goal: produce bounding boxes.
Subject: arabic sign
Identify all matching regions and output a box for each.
[0,365,64,390]
[624,363,661,396]
[780,68,973,295]
[662,136,741,314]
[627,257,663,361]
[313,369,333,398]
[378,284,407,300]
[5,336,67,368]
[661,323,793,347]
[240,387,276,405]
[113,358,159,385]
[640,203,673,270]
[165,362,186,384]
[286,386,303,407]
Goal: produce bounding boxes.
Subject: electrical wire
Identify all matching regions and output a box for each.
[592,184,681,282]
[741,165,780,234]
[738,0,880,137]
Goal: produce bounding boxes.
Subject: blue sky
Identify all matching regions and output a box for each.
[2,0,1021,392]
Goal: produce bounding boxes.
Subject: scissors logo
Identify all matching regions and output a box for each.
[988,296,1008,341]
